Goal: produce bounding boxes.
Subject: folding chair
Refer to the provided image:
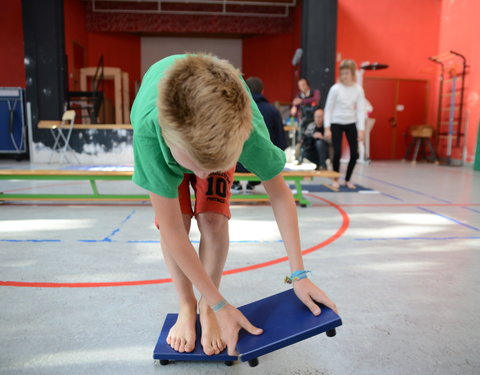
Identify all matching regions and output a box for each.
[48,110,80,164]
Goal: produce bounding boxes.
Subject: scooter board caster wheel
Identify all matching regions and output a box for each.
[159,359,169,365]
[326,328,336,337]
[248,358,259,367]
[224,360,234,366]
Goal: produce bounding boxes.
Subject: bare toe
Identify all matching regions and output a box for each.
[204,346,215,356]
[172,337,179,351]
[217,338,225,351]
[166,305,197,353]
[178,338,187,353]
[346,181,356,189]
[199,301,225,356]
[184,341,195,353]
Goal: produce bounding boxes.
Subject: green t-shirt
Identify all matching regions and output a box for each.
[130,54,286,198]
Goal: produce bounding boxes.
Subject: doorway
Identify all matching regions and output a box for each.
[364,78,428,160]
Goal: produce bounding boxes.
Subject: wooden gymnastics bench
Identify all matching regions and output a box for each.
[0,169,339,206]
[37,121,133,130]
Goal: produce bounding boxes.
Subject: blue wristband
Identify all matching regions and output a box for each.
[284,270,311,284]
[211,299,228,312]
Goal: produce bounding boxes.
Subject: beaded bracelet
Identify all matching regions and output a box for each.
[284,270,311,284]
[211,299,228,312]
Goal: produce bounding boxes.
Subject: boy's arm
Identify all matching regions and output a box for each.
[150,192,223,304]
[149,192,262,355]
[262,175,338,315]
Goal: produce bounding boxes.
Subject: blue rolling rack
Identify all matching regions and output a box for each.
[0,87,27,155]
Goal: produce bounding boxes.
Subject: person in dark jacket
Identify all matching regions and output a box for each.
[231,77,287,192]
[302,108,330,170]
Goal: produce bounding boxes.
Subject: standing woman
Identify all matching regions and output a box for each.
[324,59,366,189]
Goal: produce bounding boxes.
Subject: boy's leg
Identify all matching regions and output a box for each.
[155,175,198,353]
[160,216,197,353]
[197,212,229,355]
[197,214,229,288]
[192,169,234,355]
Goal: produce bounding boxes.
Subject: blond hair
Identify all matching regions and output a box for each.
[157,54,252,171]
[339,59,357,81]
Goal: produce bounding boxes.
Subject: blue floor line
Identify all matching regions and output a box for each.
[417,206,480,232]
[0,239,62,243]
[461,206,480,214]
[380,192,404,201]
[119,210,137,225]
[0,239,284,244]
[359,174,452,203]
[80,209,137,242]
[355,236,480,241]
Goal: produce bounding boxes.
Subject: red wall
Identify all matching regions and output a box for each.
[64,0,88,91]
[3,0,478,162]
[0,0,25,87]
[86,32,140,104]
[242,34,296,103]
[242,2,302,104]
[64,0,140,108]
[336,0,479,163]
[0,0,141,108]
[337,0,442,80]
[337,0,441,129]
[438,0,480,163]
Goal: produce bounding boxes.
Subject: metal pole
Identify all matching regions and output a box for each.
[447,75,457,162]
[428,57,444,148]
[450,50,467,147]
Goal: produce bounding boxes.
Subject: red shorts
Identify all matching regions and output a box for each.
[154,168,235,229]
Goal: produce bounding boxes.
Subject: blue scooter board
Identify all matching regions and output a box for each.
[153,314,237,366]
[153,289,342,367]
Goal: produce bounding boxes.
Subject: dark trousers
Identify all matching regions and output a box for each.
[314,139,328,168]
[303,138,329,168]
[331,123,358,182]
[234,162,260,187]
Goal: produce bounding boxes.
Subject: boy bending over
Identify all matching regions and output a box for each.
[131,54,337,356]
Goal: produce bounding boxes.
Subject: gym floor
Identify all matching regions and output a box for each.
[1,160,479,375]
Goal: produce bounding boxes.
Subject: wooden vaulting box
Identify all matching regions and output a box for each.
[80,67,130,124]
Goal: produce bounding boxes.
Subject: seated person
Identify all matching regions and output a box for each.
[232,77,288,192]
[301,109,330,171]
[290,78,321,144]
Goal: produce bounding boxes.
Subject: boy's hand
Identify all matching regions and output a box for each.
[215,304,263,356]
[293,278,338,316]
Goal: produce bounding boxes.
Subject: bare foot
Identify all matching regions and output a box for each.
[166,303,197,353]
[331,179,340,189]
[345,181,356,189]
[199,298,226,356]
